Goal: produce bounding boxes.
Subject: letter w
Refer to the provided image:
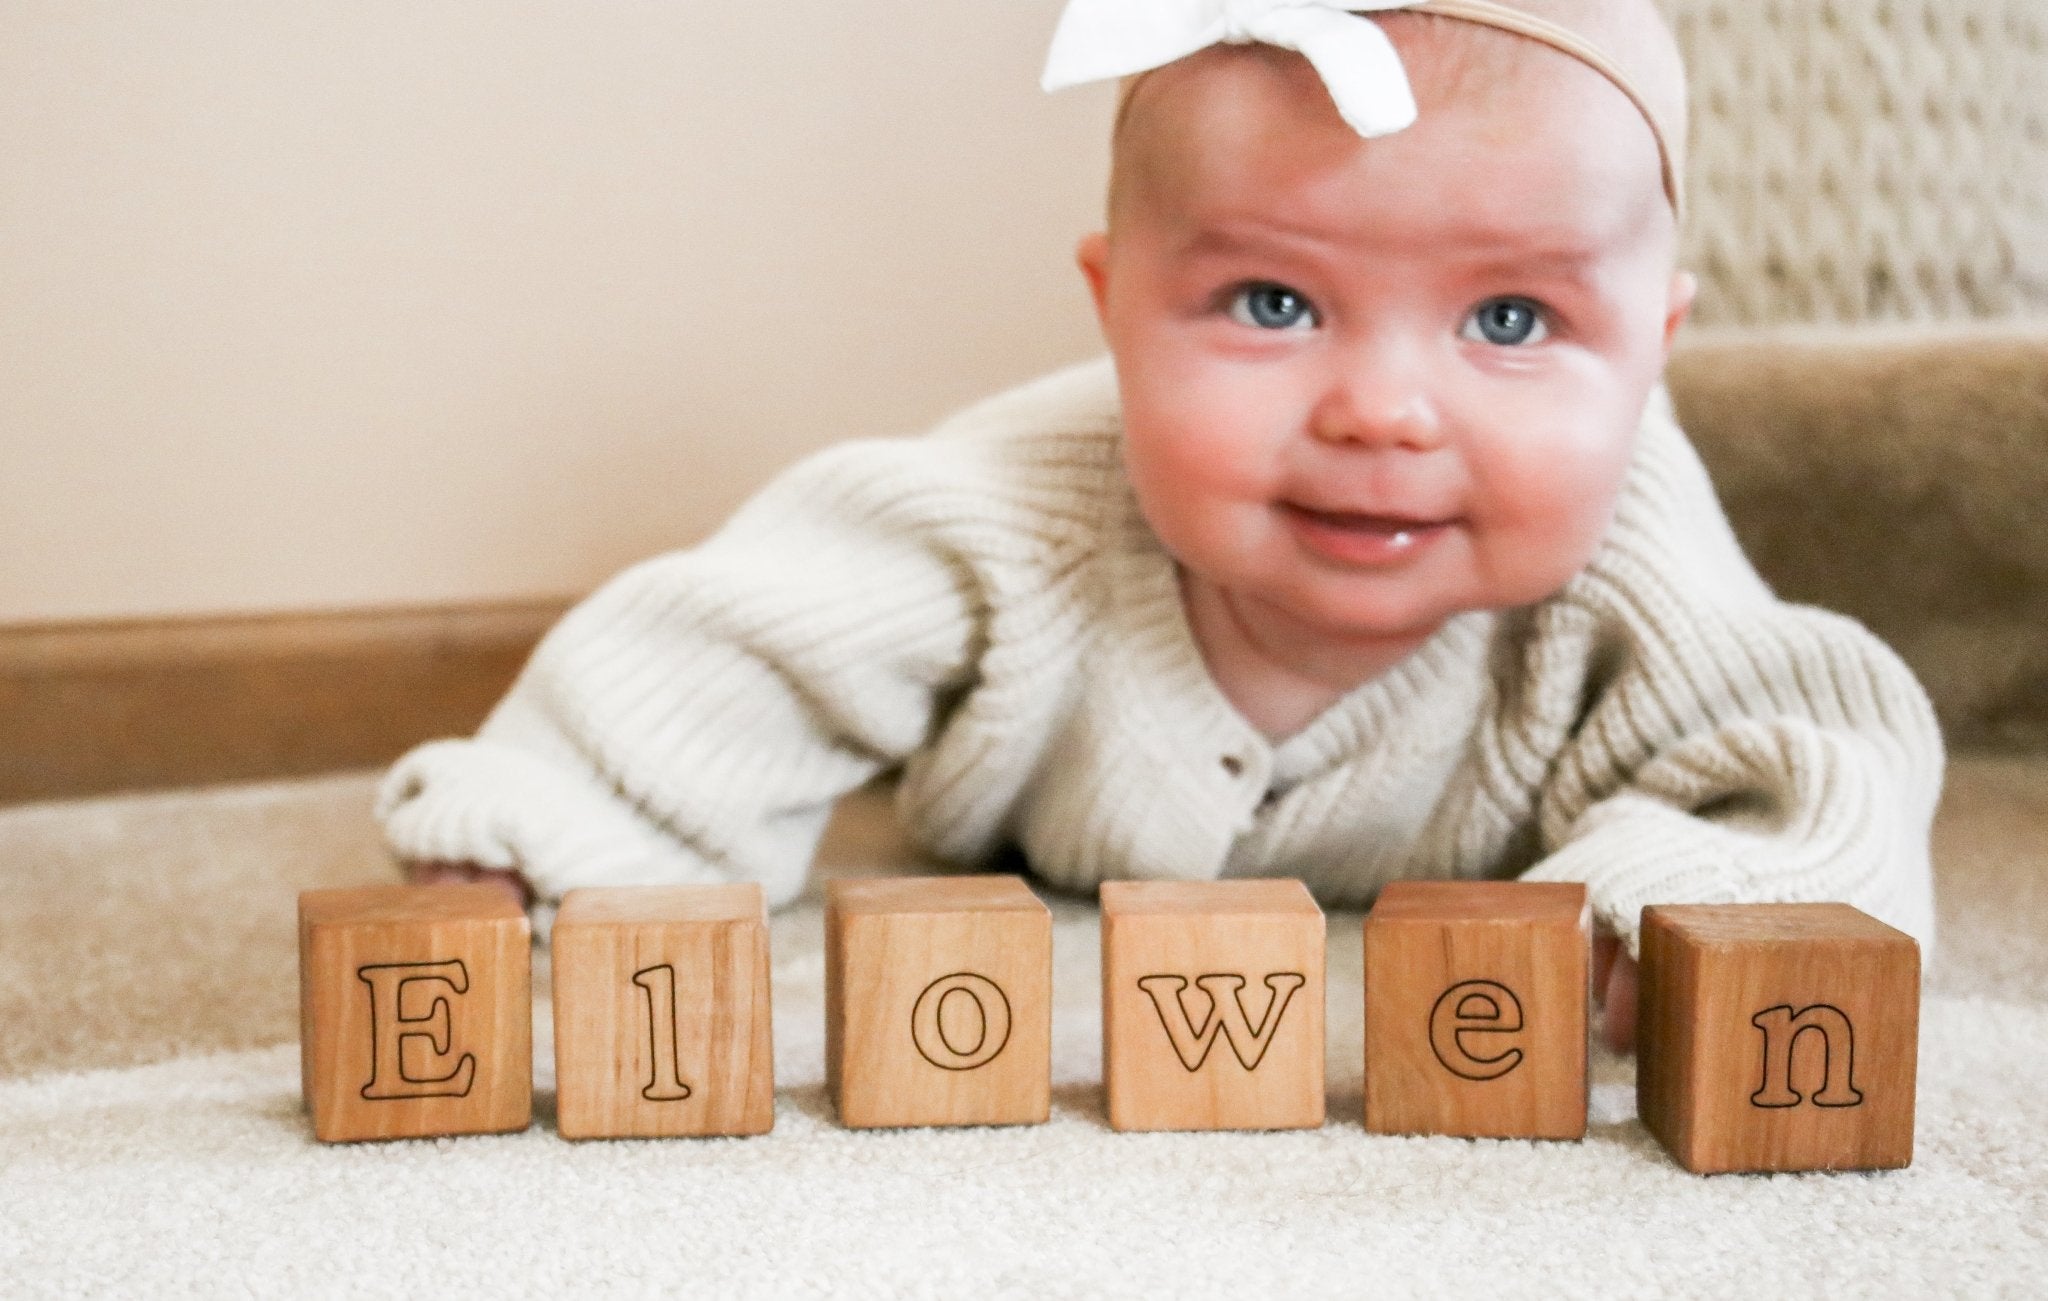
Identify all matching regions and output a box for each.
[1136,973,1307,1072]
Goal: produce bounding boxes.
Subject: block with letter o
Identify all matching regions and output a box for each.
[825,874,1051,1128]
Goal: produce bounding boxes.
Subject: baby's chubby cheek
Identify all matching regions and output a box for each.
[1465,415,1637,603]
[1118,406,1284,566]
[1124,449,1270,579]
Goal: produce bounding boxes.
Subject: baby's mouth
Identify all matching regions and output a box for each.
[1282,502,1450,539]
[1277,501,1456,563]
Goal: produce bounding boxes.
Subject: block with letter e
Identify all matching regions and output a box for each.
[1362,880,1589,1140]
[298,884,532,1143]
[1638,902,1920,1174]
[1101,879,1325,1132]
[551,884,774,1139]
[825,874,1052,1129]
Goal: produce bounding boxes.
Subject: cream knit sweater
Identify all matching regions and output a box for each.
[376,357,1944,957]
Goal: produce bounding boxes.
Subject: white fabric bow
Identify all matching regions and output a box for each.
[1041,0,1431,138]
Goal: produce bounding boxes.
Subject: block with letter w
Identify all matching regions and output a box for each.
[1135,972,1307,1072]
[1101,881,1326,1132]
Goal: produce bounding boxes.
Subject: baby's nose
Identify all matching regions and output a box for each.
[1307,362,1444,451]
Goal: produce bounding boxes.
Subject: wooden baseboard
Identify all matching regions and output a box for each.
[0,600,568,806]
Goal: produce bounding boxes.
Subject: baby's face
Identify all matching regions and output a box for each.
[1079,39,1696,657]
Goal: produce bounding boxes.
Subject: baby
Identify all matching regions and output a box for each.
[384,0,1943,1053]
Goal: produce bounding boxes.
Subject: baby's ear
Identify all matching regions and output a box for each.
[1661,270,1699,355]
[1076,231,1111,328]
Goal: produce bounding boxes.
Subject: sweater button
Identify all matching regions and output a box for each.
[1220,755,1244,777]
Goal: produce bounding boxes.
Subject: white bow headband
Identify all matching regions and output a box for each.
[1042,0,1684,221]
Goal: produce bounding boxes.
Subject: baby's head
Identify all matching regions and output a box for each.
[1054,1,1698,661]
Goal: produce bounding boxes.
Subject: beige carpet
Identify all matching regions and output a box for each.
[3,761,2045,1294]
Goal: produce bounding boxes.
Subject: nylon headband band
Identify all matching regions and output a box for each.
[1112,0,1686,222]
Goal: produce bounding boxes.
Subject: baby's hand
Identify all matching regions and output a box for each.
[1592,930,1639,1055]
[402,859,533,911]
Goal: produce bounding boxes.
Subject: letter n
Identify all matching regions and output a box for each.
[1750,1003,1864,1109]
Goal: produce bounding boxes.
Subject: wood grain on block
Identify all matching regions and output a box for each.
[552,884,774,1140]
[1100,879,1325,1133]
[825,875,1052,1129]
[1637,903,1920,1174]
[298,884,531,1143]
[1363,881,1589,1140]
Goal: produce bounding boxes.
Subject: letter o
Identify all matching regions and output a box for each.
[910,972,1012,1071]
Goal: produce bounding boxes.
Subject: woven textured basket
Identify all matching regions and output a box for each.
[1663,0,2048,327]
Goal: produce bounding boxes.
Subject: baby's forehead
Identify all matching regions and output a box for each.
[1115,44,1666,257]
[1108,10,1682,243]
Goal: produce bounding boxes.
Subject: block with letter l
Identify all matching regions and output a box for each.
[1101,879,1326,1132]
[1363,880,1589,1139]
[1637,902,1919,1174]
[551,884,774,1139]
[825,874,1052,1128]
[298,884,532,1142]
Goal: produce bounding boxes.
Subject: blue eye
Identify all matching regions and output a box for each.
[1463,297,1550,346]
[1227,282,1317,331]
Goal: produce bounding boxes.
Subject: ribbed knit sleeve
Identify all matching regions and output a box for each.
[1517,389,1945,960]
[376,432,1049,910]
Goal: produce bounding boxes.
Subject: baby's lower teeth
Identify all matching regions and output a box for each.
[1320,513,1418,548]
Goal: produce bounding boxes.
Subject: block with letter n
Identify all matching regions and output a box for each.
[1100,879,1326,1132]
[1637,902,1920,1174]
[298,884,532,1143]
[551,884,774,1139]
[1362,880,1589,1140]
[825,874,1052,1129]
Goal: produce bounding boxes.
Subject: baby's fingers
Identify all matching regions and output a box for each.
[402,859,533,908]
[1600,950,1639,1055]
[1593,930,1620,999]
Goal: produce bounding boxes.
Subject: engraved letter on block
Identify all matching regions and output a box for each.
[298,884,532,1143]
[1637,902,1919,1174]
[1101,879,1326,1132]
[552,884,775,1139]
[826,875,1052,1129]
[1362,880,1589,1140]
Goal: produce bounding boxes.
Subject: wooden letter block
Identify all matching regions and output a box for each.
[1101,879,1325,1132]
[1638,903,1920,1174]
[1363,881,1589,1140]
[551,884,774,1140]
[825,875,1051,1129]
[298,884,532,1143]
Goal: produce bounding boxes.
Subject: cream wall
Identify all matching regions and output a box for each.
[0,1,1112,624]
